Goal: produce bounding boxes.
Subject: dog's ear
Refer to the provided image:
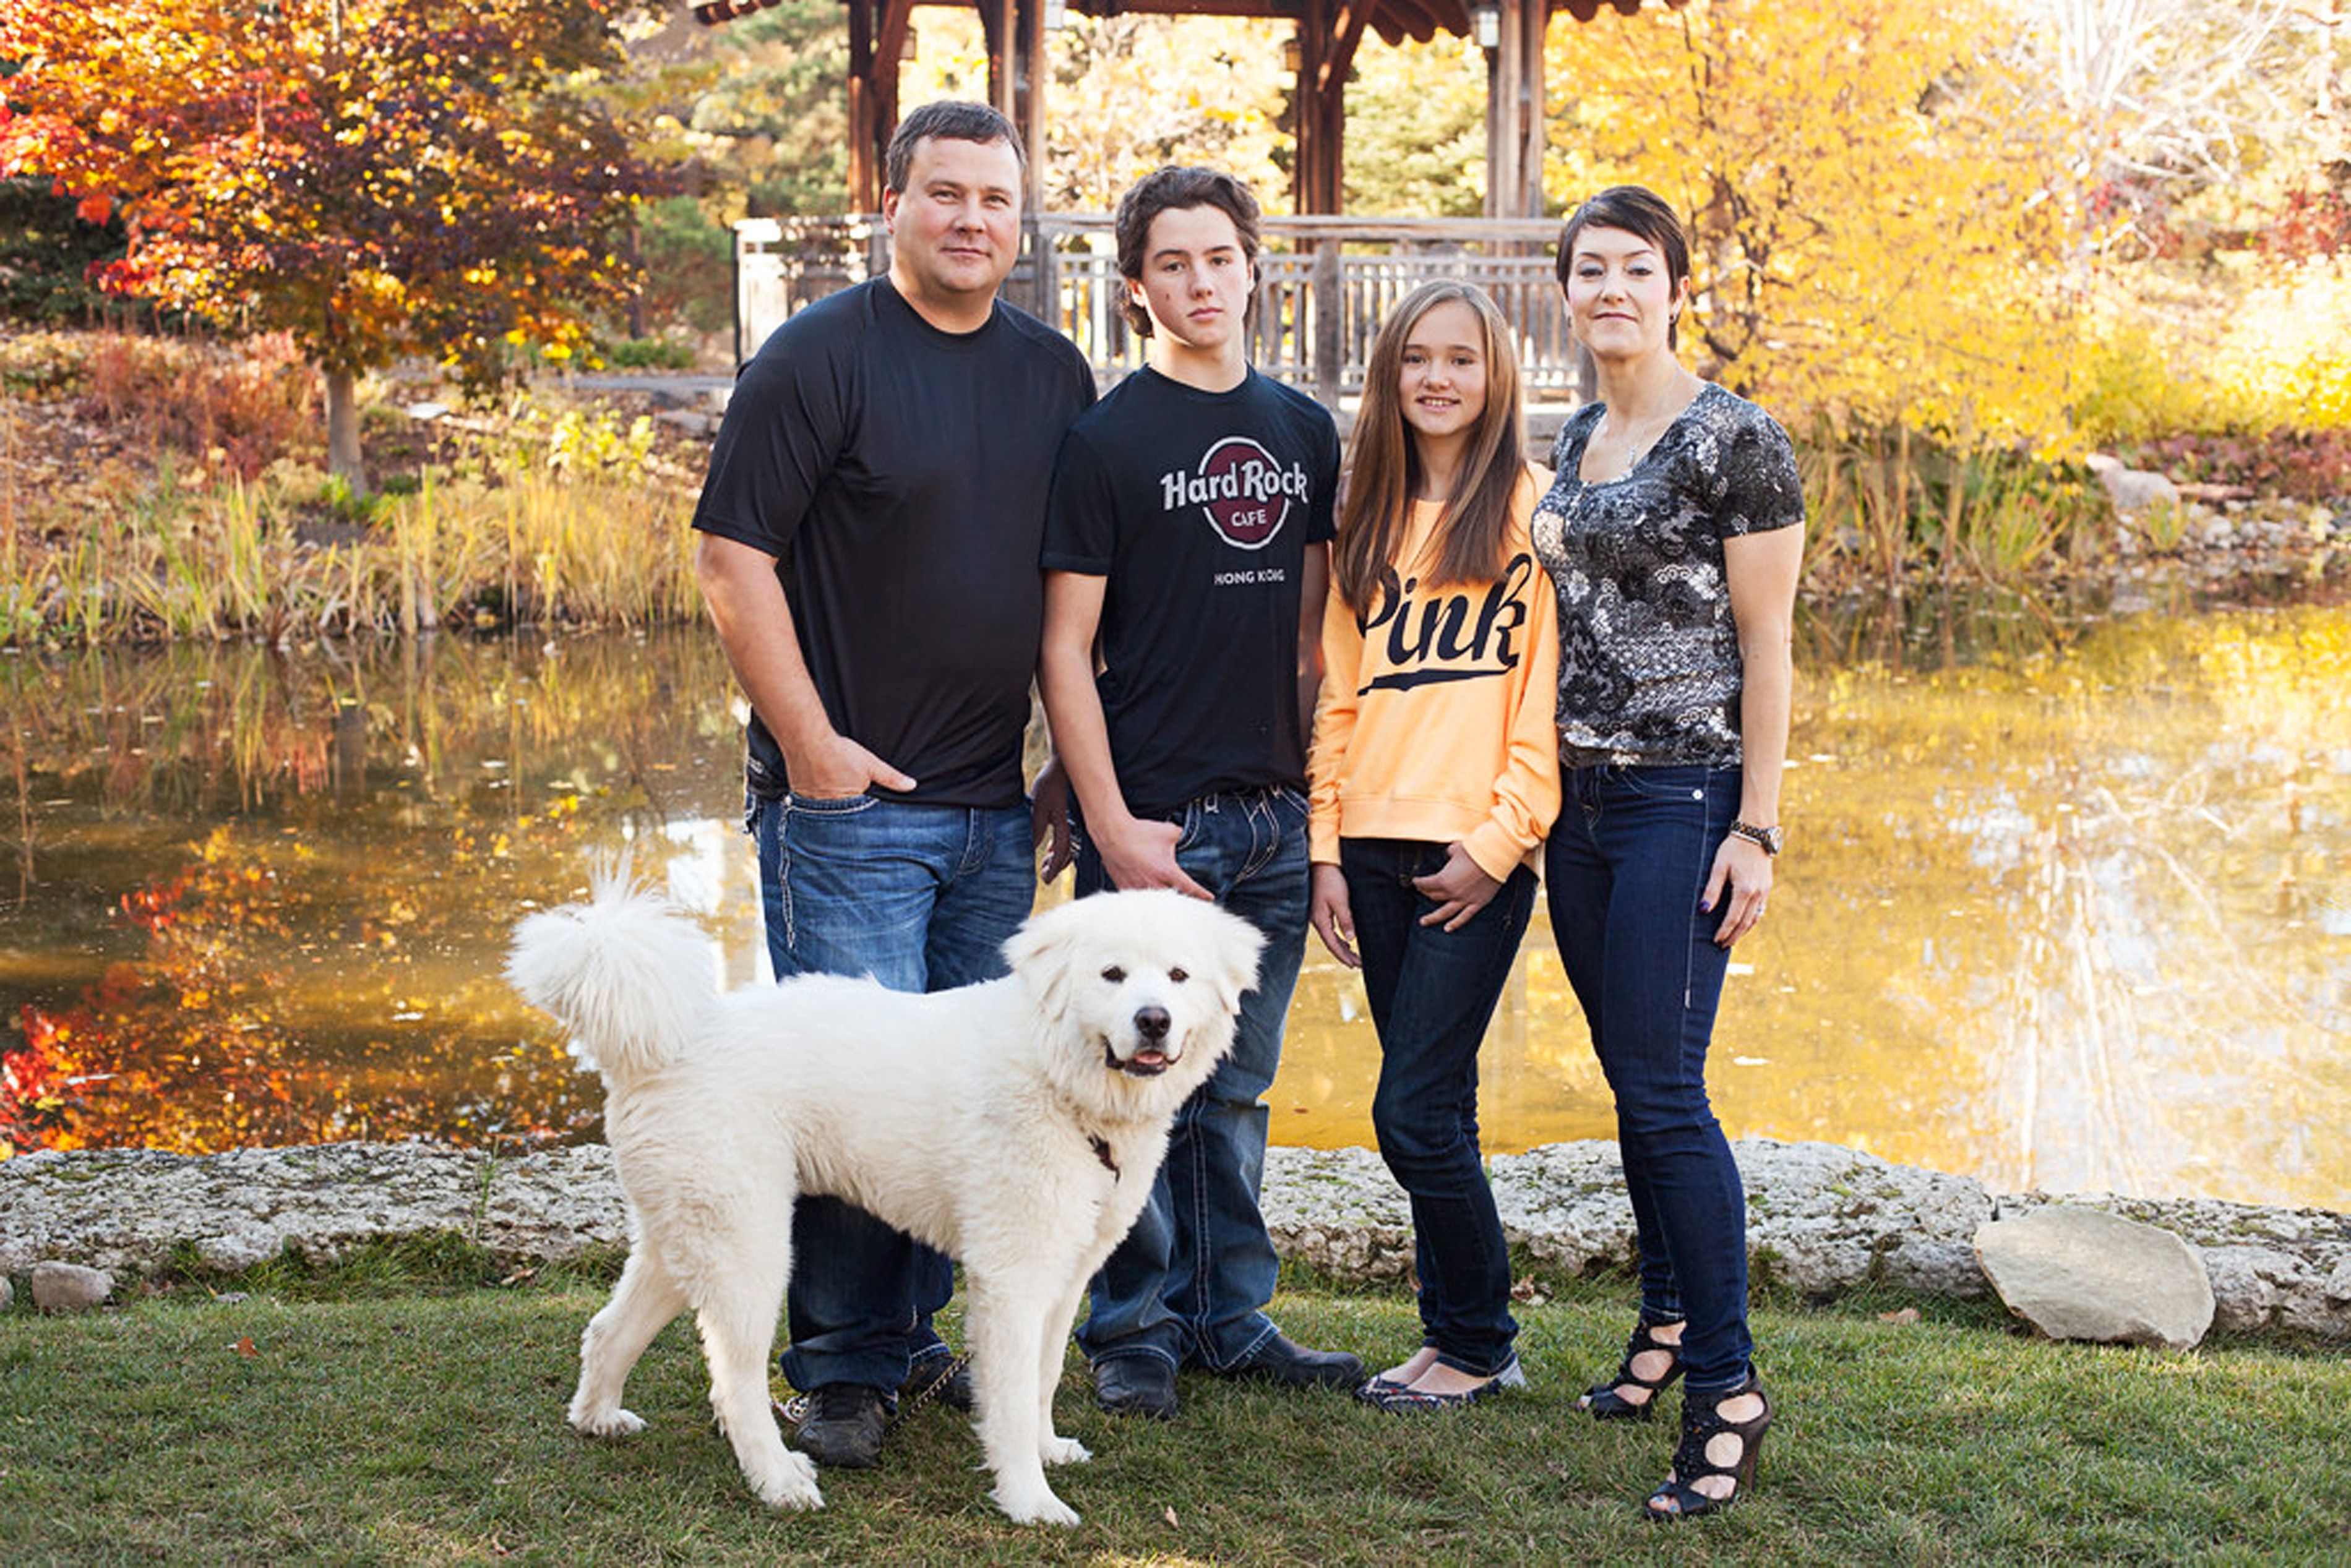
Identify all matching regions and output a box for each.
[1003,903,1079,1028]
[1203,906,1265,1017]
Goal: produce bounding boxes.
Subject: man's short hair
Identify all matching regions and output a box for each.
[884,101,1027,194]
[1112,166,1263,338]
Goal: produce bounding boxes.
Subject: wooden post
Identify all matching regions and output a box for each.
[1312,238,1343,405]
[848,0,877,213]
[1513,0,1547,219]
[1293,0,1367,215]
[1018,0,1047,213]
[984,0,1016,126]
[875,0,908,182]
[1484,0,1549,220]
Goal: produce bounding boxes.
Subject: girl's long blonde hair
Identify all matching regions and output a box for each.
[1333,280,1528,616]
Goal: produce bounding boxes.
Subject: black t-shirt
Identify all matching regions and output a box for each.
[692,278,1096,808]
[1041,366,1339,819]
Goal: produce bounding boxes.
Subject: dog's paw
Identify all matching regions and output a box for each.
[1039,1434,1091,1467]
[570,1407,647,1438]
[992,1482,1081,1528]
[747,1450,824,1512]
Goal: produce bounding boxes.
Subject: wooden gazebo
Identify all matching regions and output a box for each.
[691,0,1677,219]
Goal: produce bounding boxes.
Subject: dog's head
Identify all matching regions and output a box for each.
[1002,889,1263,1117]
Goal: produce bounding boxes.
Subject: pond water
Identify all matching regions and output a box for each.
[4,580,2347,1209]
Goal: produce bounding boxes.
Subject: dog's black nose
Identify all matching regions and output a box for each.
[1134,1005,1171,1041]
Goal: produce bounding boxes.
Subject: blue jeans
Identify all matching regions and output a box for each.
[1544,763,1753,1392]
[1073,785,1310,1373]
[750,790,1036,1393]
[1341,839,1536,1378]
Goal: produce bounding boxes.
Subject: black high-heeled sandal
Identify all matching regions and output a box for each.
[1577,1317,1685,1421]
[1643,1374,1771,1520]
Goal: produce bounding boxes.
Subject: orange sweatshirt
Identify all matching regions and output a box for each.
[1308,468,1562,880]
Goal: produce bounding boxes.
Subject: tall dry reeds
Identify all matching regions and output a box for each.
[2,460,700,645]
[1799,426,2108,589]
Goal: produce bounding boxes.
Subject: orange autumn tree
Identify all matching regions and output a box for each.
[0,0,670,492]
[1547,0,2085,451]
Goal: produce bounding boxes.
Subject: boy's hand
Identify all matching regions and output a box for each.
[1030,758,1074,881]
[1093,815,1213,901]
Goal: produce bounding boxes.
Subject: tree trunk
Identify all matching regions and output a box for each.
[324,367,367,496]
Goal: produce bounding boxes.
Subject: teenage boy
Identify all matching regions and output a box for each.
[692,101,1096,1469]
[1038,165,1362,1420]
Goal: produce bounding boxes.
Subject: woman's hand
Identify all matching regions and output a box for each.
[1310,863,1359,968]
[1412,842,1502,932]
[1701,834,1773,948]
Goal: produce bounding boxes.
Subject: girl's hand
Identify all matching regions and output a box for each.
[1412,842,1502,932]
[1310,863,1360,968]
[1701,834,1773,948]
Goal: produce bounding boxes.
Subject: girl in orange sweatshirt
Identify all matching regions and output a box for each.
[1307,281,1561,1410]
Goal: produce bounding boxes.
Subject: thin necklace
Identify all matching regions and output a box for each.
[1586,382,1698,482]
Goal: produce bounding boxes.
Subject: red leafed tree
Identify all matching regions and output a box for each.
[0,0,673,492]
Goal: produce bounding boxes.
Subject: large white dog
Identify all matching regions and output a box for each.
[505,881,1263,1527]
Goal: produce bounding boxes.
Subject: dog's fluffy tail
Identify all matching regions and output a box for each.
[506,875,715,1084]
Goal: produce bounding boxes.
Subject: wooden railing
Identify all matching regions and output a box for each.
[735,213,1586,404]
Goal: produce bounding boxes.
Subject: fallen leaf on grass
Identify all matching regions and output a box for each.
[1163,1506,1179,1527]
[231,1336,259,1358]
[1510,1277,1551,1305]
[1876,1308,1920,1326]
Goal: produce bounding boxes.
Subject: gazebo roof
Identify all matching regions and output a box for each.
[693,0,1671,48]
[1038,0,1659,48]
[685,0,1687,215]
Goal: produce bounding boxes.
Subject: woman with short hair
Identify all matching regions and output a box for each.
[1533,185,1806,1519]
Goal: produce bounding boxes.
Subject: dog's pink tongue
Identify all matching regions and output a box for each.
[1135,1049,1167,1068]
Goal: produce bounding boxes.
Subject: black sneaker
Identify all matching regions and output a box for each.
[898,1355,974,1414]
[792,1384,888,1468]
[1218,1332,1364,1391]
[1091,1356,1179,1420]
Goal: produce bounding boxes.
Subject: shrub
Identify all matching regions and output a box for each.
[75,331,320,479]
[0,176,128,324]
[2125,429,2351,504]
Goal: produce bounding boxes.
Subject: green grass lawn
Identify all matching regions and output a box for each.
[2,1253,2344,1565]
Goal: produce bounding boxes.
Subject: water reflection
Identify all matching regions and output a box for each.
[2,591,2345,1209]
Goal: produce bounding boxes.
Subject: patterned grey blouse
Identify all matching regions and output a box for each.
[1531,382,1805,768]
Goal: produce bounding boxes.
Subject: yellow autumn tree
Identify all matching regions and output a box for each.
[1547,0,2084,450]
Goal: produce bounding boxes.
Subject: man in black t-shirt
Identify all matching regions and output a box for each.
[692,101,1095,1471]
[1038,166,1362,1421]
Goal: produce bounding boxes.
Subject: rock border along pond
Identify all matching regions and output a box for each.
[2,1138,2345,1340]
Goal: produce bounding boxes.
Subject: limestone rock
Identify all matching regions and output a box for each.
[1991,1191,2351,1337]
[1975,1206,2214,1348]
[2087,453,2183,520]
[30,1261,114,1312]
[1723,1138,1995,1297]
[3,1140,2345,1340]
[1263,1146,1413,1280]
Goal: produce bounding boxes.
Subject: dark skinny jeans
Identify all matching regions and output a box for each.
[1545,763,1754,1393]
[1342,837,1537,1377]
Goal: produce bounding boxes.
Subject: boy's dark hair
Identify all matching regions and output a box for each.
[1555,184,1691,349]
[884,101,1026,194]
[1112,166,1262,338]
